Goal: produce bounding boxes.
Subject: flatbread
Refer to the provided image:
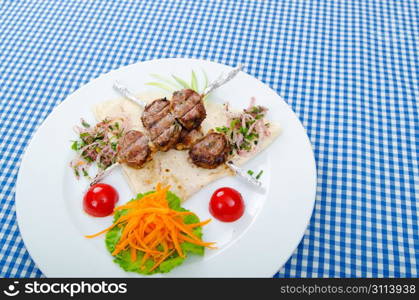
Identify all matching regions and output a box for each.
[93,92,281,200]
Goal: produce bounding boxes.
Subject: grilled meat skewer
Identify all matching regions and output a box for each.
[141,88,205,151]
[113,83,181,152]
[170,89,206,130]
[91,129,262,189]
[189,132,231,169]
[188,131,263,188]
[141,98,181,151]
[90,129,152,185]
[175,127,204,150]
[118,130,152,168]
[91,66,263,188]
[114,65,243,151]
[169,64,243,131]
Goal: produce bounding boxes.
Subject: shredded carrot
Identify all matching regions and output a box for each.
[85,183,215,271]
[187,218,212,228]
[130,246,137,262]
[150,249,175,272]
[76,160,86,166]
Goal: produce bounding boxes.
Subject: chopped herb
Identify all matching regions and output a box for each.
[215,126,228,133]
[242,143,251,150]
[247,133,258,140]
[239,127,248,135]
[71,141,78,151]
[82,168,89,177]
[256,170,264,180]
[84,156,93,163]
[230,119,239,129]
[93,135,104,142]
[81,120,90,128]
[247,170,254,176]
[79,132,90,138]
[251,106,261,114]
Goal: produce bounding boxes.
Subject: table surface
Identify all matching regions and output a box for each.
[0,0,417,278]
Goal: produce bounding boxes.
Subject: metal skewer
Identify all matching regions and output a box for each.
[90,162,121,186]
[113,81,147,107]
[202,64,243,96]
[226,161,264,190]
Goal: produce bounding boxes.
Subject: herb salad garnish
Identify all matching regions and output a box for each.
[70,117,127,179]
[216,99,270,156]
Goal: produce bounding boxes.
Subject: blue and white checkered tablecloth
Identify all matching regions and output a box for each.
[0,0,417,278]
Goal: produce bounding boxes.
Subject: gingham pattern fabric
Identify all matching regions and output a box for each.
[0,0,417,278]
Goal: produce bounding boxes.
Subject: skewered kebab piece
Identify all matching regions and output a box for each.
[170,64,242,131]
[117,130,152,168]
[114,82,180,152]
[90,129,152,186]
[188,131,263,189]
[170,89,206,131]
[141,98,181,151]
[175,127,204,150]
[189,132,230,169]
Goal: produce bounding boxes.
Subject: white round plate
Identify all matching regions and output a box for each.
[16,58,316,277]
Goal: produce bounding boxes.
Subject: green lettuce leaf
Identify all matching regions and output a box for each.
[105,191,205,275]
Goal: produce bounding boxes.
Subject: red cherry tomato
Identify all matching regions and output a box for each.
[83,183,119,217]
[209,187,245,222]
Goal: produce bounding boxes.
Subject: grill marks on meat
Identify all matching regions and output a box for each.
[189,132,231,169]
[141,98,168,128]
[181,103,206,130]
[141,92,206,151]
[175,127,204,150]
[171,89,206,130]
[118,130,152,169]
[153,123,181,151]
[141,98,181,151]
[119,91,209,168]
